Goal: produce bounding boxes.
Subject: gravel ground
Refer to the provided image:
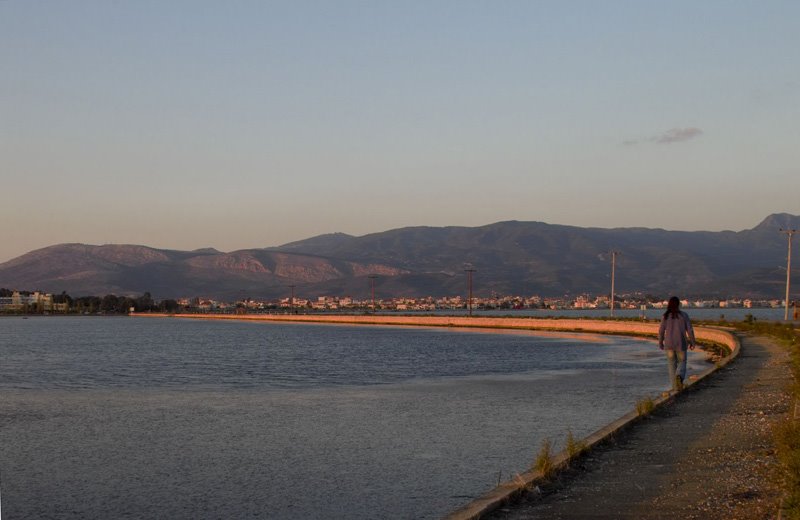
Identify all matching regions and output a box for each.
[487,334,792,519]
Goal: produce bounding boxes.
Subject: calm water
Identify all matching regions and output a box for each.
[0,317,707,519]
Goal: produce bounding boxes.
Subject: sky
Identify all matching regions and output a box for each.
[1,1,799,263]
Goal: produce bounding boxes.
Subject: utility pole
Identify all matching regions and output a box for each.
[464,268,476,317]
[609,250,620,317]
[780,229,796,321]
[288,285,295,314]
[368,275,377,312]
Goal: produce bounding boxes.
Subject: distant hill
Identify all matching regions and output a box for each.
[0,243,408,299]
[1,214,798,299]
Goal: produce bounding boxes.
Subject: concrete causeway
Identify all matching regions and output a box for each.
[485,334,791,519]
[132,313,736,347]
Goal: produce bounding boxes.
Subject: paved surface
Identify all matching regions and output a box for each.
[487,334,792,519]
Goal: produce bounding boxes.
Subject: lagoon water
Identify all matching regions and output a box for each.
[0,317,707,519]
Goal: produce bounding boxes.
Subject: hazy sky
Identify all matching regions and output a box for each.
[2,1,799,262]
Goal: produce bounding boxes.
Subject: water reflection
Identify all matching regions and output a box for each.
[0,317,707,519]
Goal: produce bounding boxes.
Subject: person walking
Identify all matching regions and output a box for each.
[658,296,696,391]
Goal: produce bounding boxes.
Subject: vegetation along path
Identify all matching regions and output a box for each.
[487,334,792,519]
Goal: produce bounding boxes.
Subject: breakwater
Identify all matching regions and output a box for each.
[133,313,738,351]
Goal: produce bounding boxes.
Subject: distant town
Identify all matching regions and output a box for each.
[0,288,792,315]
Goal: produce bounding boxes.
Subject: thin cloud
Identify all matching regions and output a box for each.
[653,127,703,144]
[622,127,704,146]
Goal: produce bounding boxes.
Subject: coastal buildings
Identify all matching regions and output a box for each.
[0,291,68,312]
[0,286,791,316]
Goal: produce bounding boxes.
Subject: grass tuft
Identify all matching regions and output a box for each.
[635,396,655,416]
[775,418,800,517]
[534,438,555,478]
[565,429,587,459]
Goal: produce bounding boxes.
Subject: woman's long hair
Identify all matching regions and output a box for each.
[664,296,681,319]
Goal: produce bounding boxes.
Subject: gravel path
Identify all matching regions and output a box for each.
[487,334,792,519]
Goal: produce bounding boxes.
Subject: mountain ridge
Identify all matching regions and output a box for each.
[1,213,798,299]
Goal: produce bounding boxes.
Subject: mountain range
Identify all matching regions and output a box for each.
[1,213,798,300]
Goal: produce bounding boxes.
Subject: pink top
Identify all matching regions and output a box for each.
[658,311,695,351]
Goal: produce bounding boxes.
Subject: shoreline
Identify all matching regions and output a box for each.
[133,312,739,519]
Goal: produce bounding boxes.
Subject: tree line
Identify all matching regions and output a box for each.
[1,289,182,314]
